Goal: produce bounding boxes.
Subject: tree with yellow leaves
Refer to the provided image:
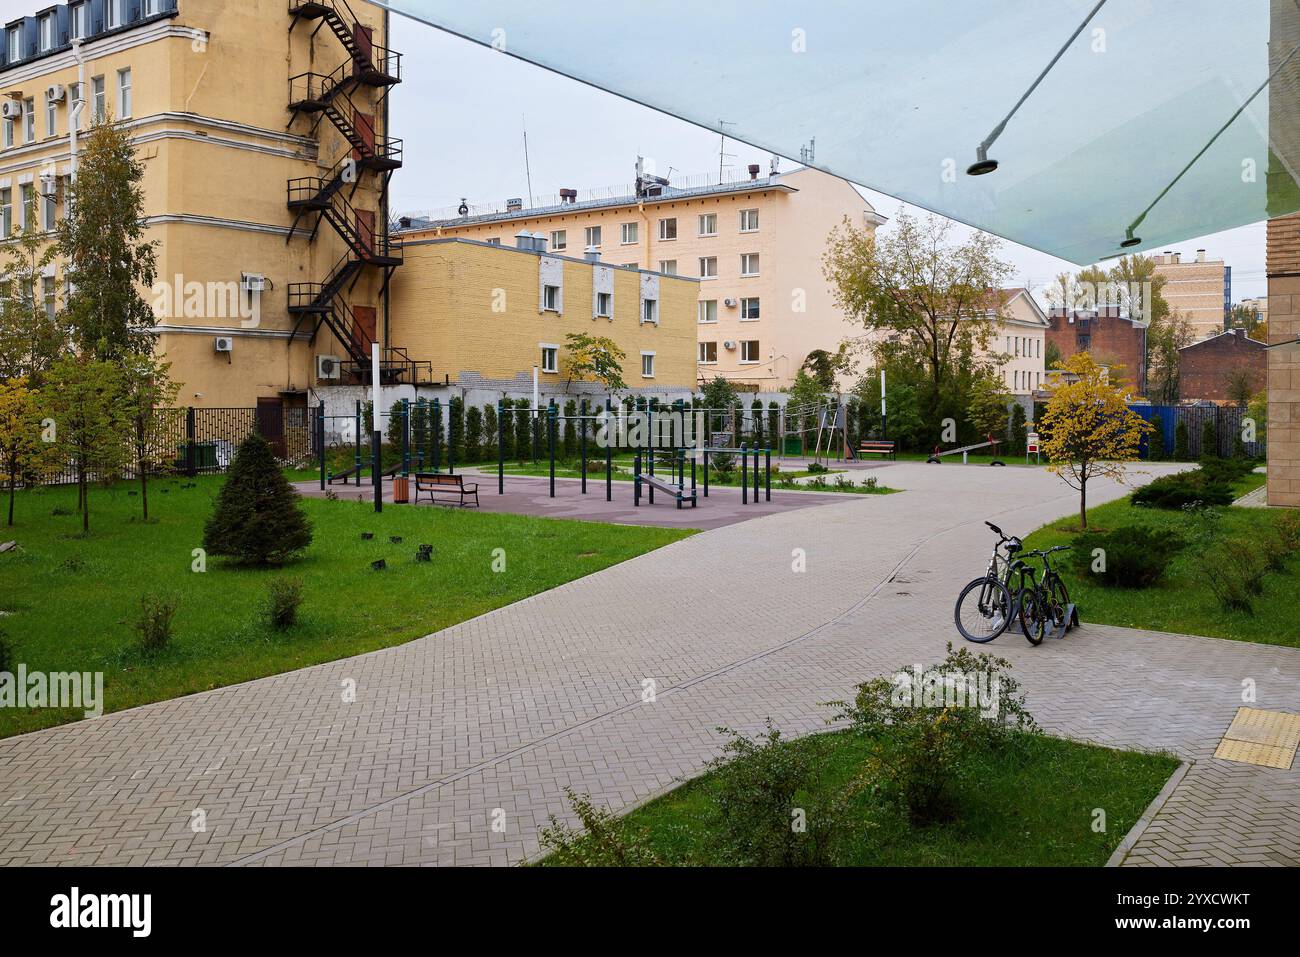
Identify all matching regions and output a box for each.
[1040,353,1152,529]
[0,377,55,527]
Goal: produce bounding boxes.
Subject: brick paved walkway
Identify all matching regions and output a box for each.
[1,461,1296,866]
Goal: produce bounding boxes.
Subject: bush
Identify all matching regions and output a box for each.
[1072,525,1185,588]
[263,577,304,631]
[448,397,465,464]
[1274,511,1300,553]
[1201,537,1268,612]
[464,404,483,463]
[0,628,12,674]
[538,788,664,867]
[135,593,176,652]
[710,451,736,480]
[806,461,829,474]
[1174,420,1190,461]
[1148,413,1165,460]
[563,400,577,458]
[829,644,1034,825]
[203,433,313,565]
[514,399,531,461]
[1132,471,1234,510]
[700,720,843,866]
[1201,418,1218,459]
[1199,456,1254,485]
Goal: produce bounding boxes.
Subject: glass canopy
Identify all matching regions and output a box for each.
[377,0,1297,265]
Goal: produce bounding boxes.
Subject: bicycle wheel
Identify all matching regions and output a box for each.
[954,576,1013,643]
[1049,576,1073,633]
[1017,588,1046,645]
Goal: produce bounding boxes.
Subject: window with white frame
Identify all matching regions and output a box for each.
[620,222,638,244]
[19,183,34,228]
[6,28,20,63]
[144,0,162,14]
[542,284,561,312]
[40,181,55,230]
[740,252,760,276]
[2,117,11,148]
[91,76,105,122]
[118,69,132,119]
[658,259,677,275]
[658,217,676,241]
[584,225,601,247]
[698,256,717,279]
[540,344,558,373]
[698,212,716,236]
[740,208,759,232]
[740,297,760,320]
[549,229,566,251]
[698,341,717,364]
[23,99,34,142]
[642,298,658,324]
[69,83,83,131]
[45,92,56,137]
[71,3,89,40]
[39,14,54,52]
[698,299,717,323]
[740,340,760,363]
[641,352,655,378]
[0,189,11,236]
[108,0,125,29]
[485,237,501,245]
[595,291,611,318]
[42,274,56,320]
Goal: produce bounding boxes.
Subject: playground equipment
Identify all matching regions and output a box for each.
[811,403,853,465]
[634,448,697,509]
[926,434,1006,466]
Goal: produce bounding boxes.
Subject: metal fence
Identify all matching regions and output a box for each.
[1131,404,1265,459]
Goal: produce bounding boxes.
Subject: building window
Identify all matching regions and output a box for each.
[19,183,35,229]
[698,213,716,237]
[108,0,125,30]
[70,83,83,131]
[585,225,602,247]
[620,222,638,244]
[550,229,566,251]
[485,237,501,245]
[40,182,55,230]
[741,253,760,276]
[740,208,759,232]
[39,14,54,52]
[542,284,560,312]
[641,352,656,378]
[118,69,132,119]
[3,117,12,149]
[658,259,677,275]
[0,189,11,236]
[540,345,558,373]
[71,3,89,40]
[698,341,717,364]
[698,256,717,279]
[595,291,611,318]
[642,298,658,325]
[23,99,34,142]
[42,275,56,320]
[45,92,56,137]
[144,0,162,14]
[91,76,105,122]
[6,27,21,63]
[741,340,760,363]
[698,300,717,324]
[658,217,677,241]
[740,297,760,320]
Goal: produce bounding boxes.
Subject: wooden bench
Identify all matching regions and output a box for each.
[857,440,896,460]
[413,472,479,507]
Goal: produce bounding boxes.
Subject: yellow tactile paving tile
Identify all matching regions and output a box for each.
[1213,738,1298,770]
[1212,708,1300,769]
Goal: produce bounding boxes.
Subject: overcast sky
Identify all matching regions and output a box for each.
[0,0,1266,300]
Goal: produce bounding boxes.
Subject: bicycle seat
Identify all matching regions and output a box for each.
[1005,538,1022,553]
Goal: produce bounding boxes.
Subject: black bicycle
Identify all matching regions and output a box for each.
[954,522,1037,644]
[1017,545,1075,644]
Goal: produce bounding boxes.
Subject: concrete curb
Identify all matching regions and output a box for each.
[1106,760,1192,867]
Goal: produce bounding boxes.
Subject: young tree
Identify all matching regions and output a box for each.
[561,400,577,458]
[0,218,62,383]
[119,354,180,522]
[561,333,627,394]
[1223,369,1255,408]
[448,396,465,464]
[1040,353,1152,529]
[0,377,53,526]
[965,373,1012,440]
[1009,402,1028,456]
[800,349,839,390]
[1148,412,1166,460]
[385,400,406,449]
[824,212,1013,424]
[1173,419,1191,461]
[465,403,483,462]
[42,356,131,534]
[203,432,312,565]
[1044,340,1063,370]
[57,113,158,361]
[483,403,498,460]
[513,398,530,462]
[1146,309,1192,404]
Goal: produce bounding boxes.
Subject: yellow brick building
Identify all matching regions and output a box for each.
[390,237,697,391]
[0,0,404,413]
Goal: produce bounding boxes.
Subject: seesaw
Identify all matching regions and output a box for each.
[926,435,1006,466]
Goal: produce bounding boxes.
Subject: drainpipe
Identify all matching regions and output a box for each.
[69,38,86,180]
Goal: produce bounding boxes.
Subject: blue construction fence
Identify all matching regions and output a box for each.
[1128,404,1264,460]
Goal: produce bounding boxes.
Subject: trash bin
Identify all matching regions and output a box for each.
[392,475,410,504]
[783,436,803,456]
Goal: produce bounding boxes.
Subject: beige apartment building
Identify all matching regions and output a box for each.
[987,288,1048,396]
[398,164,887,390]
[1152,249,1229,341]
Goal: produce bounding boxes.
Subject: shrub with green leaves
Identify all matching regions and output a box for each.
[1072,525,1185,588]
[1148,413,1165,460]
[203,433,313,565]
[0,628,12,674]
[464,404,483,463]
[263,577,304,631]
[135,593,176,653]
[1174,420,1190,461]
[1132,470,1233,510]
[828,644,1035,825]
[538,788,664,867]
[1274,511,1300,554]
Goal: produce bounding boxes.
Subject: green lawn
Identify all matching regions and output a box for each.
[0,476,692,738]
[544,729,1178,867]
[1023,468,1295,646]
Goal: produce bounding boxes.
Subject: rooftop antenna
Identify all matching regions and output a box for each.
[799,138,815,165]
[718,120,736,181]
[522,114,534,207]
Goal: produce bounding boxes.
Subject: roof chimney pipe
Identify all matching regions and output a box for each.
[515,229,535,250]
[584,246,600,263]
[748,164,760,180]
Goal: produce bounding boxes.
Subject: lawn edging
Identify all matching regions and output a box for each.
[1105,759,1192,867]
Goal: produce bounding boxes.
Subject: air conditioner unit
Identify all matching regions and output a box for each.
[723,298,738,308]
[1,100,23,120]
[45,84,66,103]
[240,273,266,293]
[723,340,738,350]
[214,336,233,353]
[316,355,342,380]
